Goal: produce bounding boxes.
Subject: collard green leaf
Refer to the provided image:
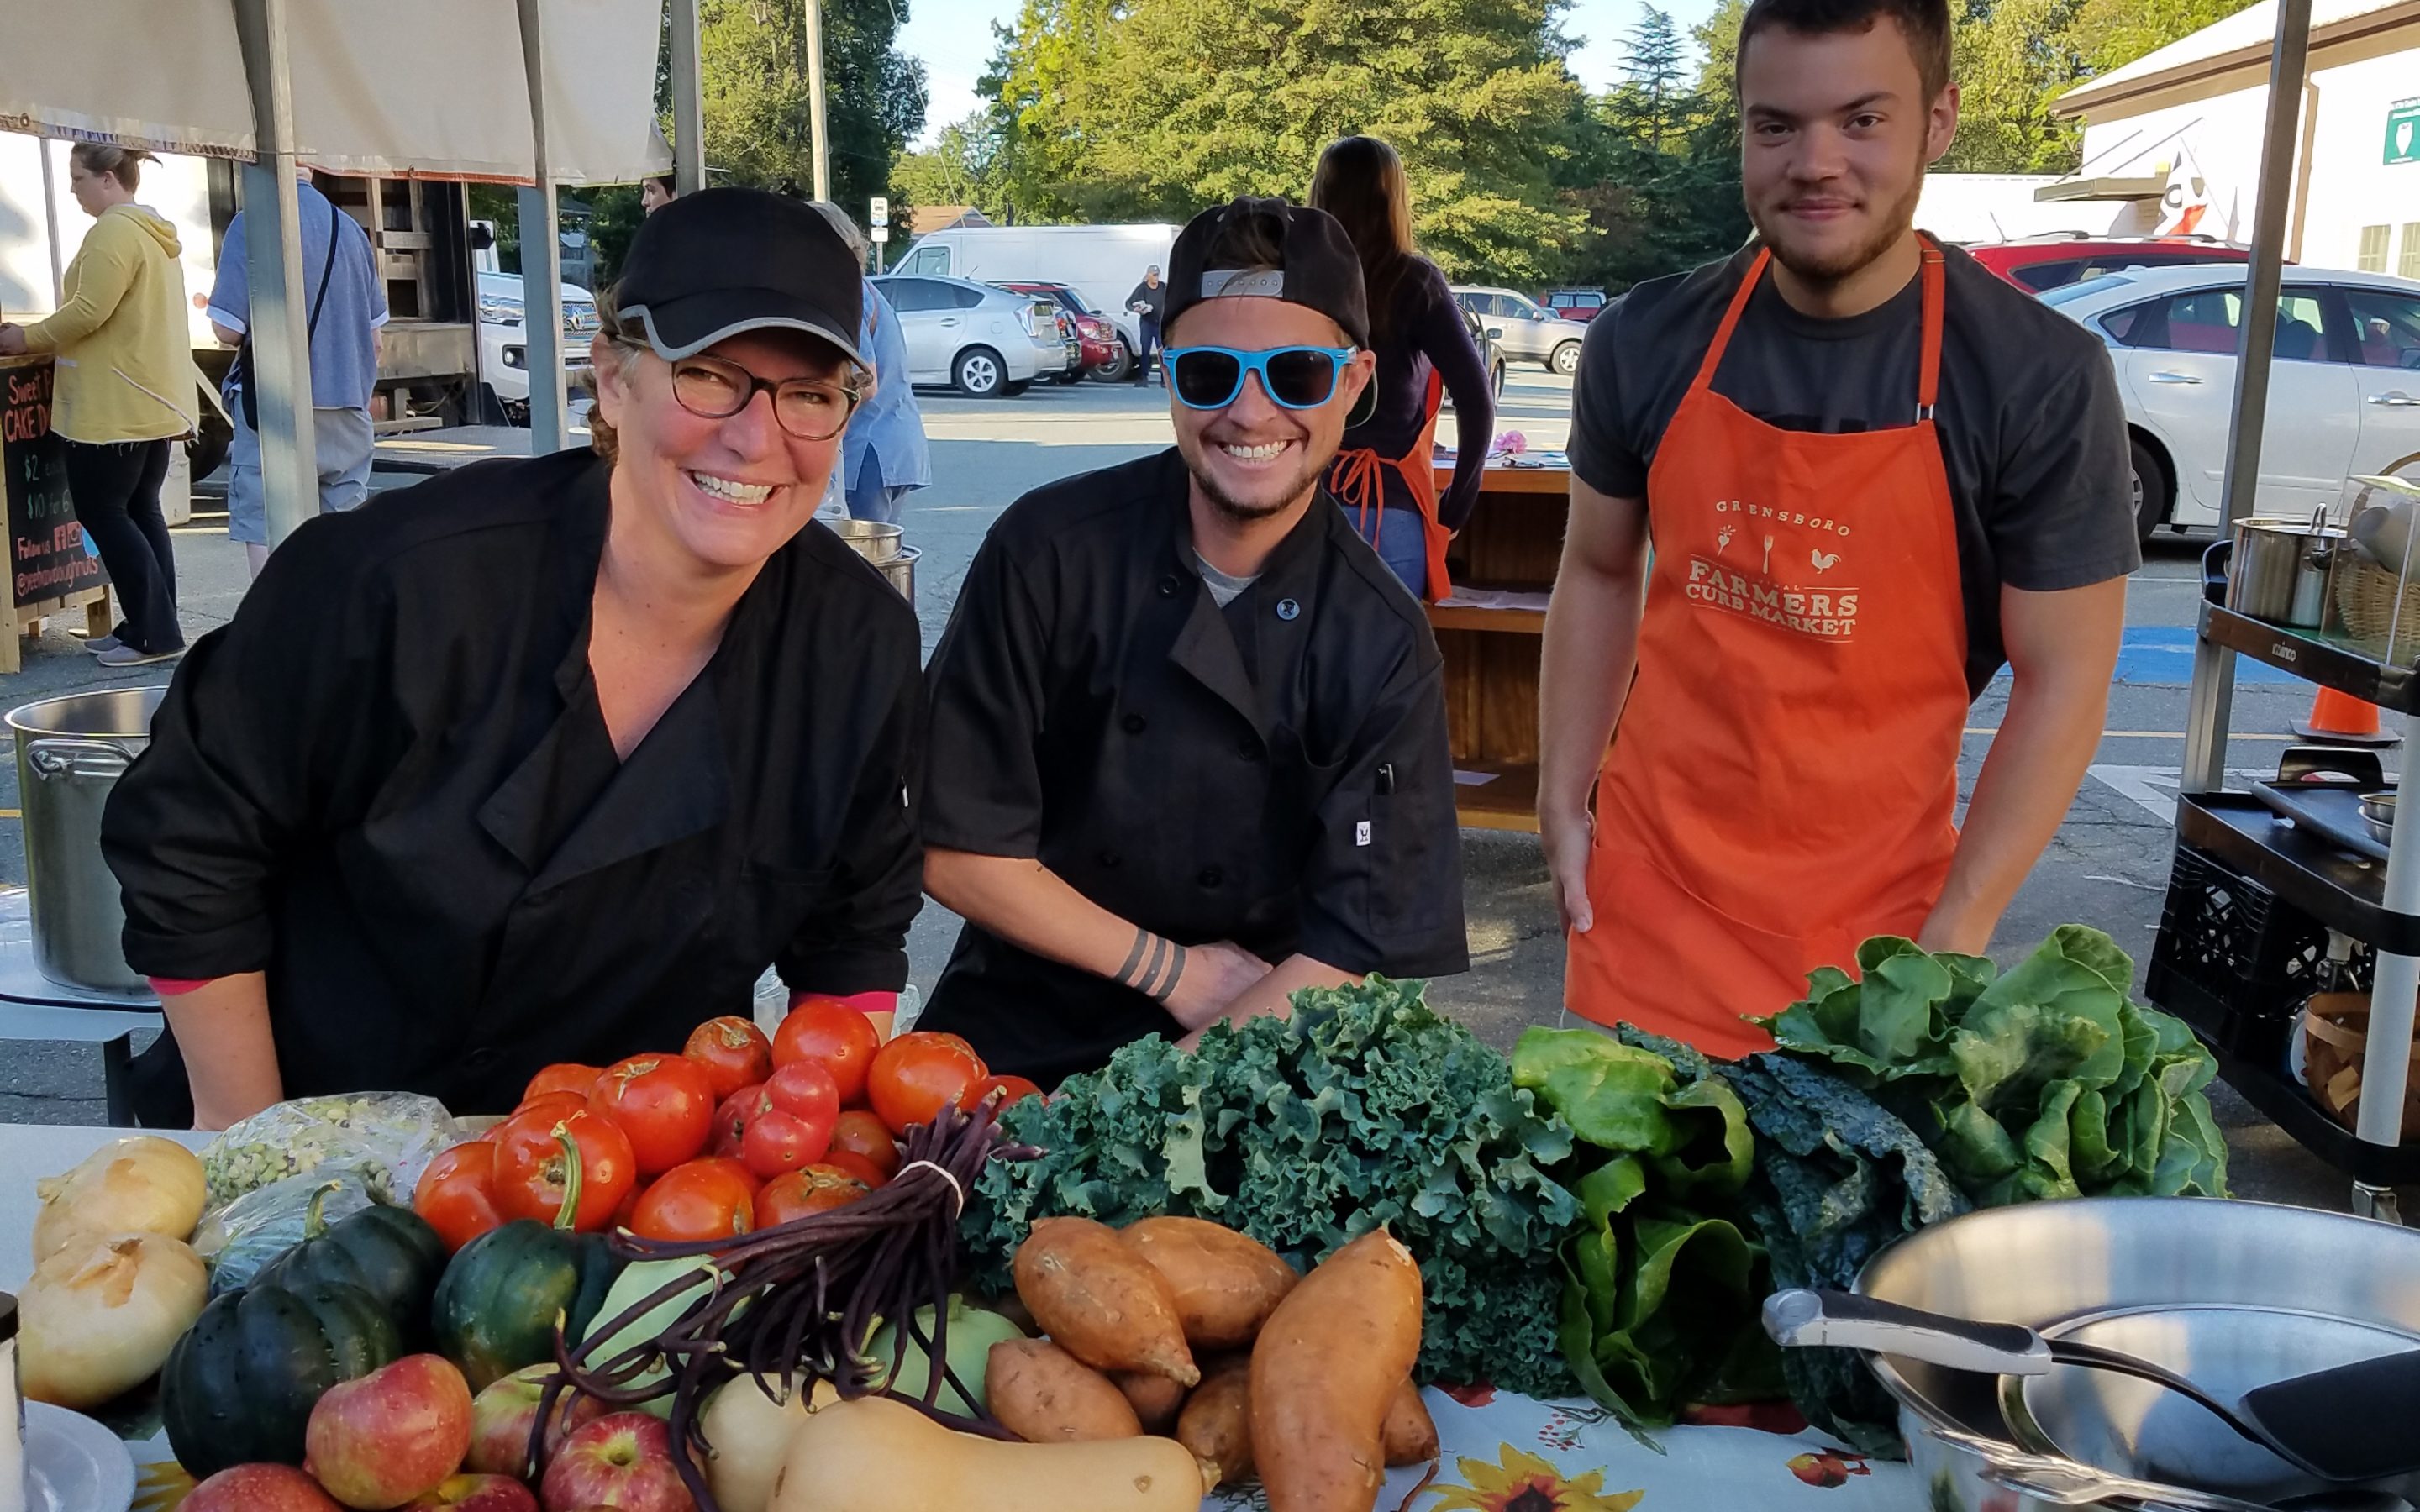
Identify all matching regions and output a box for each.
[1855,936,1956,1063]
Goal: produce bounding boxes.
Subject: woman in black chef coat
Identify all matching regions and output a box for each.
[102,189,923,1129]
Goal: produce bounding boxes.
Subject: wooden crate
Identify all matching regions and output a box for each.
[1429,461,1570,832]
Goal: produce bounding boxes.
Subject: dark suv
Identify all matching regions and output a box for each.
[1965,235,2250,294]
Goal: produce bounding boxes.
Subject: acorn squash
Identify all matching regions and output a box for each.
[160,1278,402,1478]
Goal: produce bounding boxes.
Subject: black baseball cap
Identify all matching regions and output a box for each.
[1163,197,1376,423]
[613,187,865,368]
[1163,197,1371,351]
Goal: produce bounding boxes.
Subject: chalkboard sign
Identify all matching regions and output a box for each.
[2,360,109,609]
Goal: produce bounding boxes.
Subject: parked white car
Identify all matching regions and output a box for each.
[1450,286,1587,376]
[891,222,1178,362]
[477,270,599,424]
[869,274,1059,398]
[2043,264,2420,539]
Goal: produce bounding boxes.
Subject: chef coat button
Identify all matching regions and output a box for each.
[1197,865,1224,888]
[464,1047,502,1068]
[1236,737,1260,759]
[1158,575,1183,597]
[1123,712,1148,734]
[1276,597,1301,621]
[1097,849,1123,869]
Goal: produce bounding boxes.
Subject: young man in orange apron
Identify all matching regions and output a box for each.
[1538,0,2136,1058]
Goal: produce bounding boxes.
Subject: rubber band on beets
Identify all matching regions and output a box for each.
[898,1159,965,1215]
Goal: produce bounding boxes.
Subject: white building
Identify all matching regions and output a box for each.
[2049,0,2420,274]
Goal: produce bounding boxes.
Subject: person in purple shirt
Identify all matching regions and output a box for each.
[1311,136,1495,599]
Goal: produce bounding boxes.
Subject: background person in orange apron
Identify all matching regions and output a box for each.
[1311,136,1495,600]
[1536,0,2136,1057]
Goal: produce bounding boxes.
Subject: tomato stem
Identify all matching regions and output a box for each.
[551,1123,585,1231]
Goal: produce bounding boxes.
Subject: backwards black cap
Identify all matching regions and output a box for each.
[1162,197,1371,351]
[613,187,865,368]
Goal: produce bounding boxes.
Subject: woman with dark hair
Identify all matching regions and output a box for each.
[0,144,197,665]
[102,190,924,1128]
[1308,135,1493,599]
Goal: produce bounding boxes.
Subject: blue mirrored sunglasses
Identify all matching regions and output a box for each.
[1161,344,1358,411]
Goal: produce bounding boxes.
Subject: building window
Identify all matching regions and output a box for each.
[2402,224,2420,282]
[2358,224,2391,272]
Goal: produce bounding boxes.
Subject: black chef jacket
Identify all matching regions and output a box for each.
[103,448,924,1125]
[916,448,1467,1088]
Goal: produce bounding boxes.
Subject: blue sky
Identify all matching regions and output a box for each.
[897,0,1723,149]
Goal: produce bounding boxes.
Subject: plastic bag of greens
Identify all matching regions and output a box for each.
[192,1168,382,1294]
[197,1091,467,1210]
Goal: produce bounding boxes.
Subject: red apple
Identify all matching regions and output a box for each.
[304,1353,476,1509]
[468,1363,613,1477]
[404,1474,544,1512]
[183,1464,345,1512]
[541,1413,697,1512]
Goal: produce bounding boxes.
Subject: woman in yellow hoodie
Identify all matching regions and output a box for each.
[0,144,194,666]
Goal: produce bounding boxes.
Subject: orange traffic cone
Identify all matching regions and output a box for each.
[2292,685,2398,745]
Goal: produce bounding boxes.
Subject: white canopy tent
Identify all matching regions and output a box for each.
[0,0,700,538]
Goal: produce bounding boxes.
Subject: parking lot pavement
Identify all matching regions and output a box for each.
[3,374,2400,1210]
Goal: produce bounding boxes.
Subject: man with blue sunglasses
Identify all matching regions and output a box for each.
[915,197,1469,1089]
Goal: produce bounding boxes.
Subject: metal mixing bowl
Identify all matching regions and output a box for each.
[2365,790,2397,846]
[1856,1198,2420,1512]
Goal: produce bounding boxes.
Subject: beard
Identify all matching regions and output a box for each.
[1180,430,1330,523]
[1751,161,1928,287]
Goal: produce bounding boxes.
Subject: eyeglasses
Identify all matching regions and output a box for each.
[668,354,862,441]
[1162,345,1358,411]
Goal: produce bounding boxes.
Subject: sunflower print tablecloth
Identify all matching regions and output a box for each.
[1206,1387,1921,1512]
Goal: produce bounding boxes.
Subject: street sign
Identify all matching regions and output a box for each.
[2388,99,2420,165]
[870,197,890,228]
[871,226,890,244]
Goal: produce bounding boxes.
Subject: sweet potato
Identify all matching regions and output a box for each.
[1113,1370,1187,1434]
[1381,1379,1438,1466]
[1176,1356,1254,1488]
[1014,1216,1199,1386]
[1248,1227,1424,1512]
[987,1339,1144,1442]
[1121,1216,1301,1351]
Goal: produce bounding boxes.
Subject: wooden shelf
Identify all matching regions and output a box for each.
[1428,603,1546,635]
[1455,763,1539,832]
[1434,462,1573,496]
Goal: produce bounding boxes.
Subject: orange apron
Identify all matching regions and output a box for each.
[1330,369,1453,601]
[1564,241,1970,1057]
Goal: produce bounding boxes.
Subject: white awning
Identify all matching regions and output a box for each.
[0,0,671,185]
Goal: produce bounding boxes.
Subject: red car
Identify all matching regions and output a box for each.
[1544,288,1607,322]
[1964,235,2250,294]
[994,281,1123,379]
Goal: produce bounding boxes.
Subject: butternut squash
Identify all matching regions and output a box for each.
[767,1394,1209,1512]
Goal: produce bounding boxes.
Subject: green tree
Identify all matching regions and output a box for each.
[698,0,927,219]
[892,110,1014,217]
[1937,0,2091,172]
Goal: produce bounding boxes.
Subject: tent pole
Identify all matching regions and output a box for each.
[669,0,707,195]
[232,0,321,549]
[517,0,567,454]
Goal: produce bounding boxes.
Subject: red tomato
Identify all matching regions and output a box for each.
[513,1090,589,1126]
[684,1016,774,1100]
[765,1058,841,1127]
[629,1158,755,1242]
[772,1000,882,1106]
[866,1032,986,1136]
[491,1108,637,1231]
[611,1174,648,1231]
[689,1154,759,1192]
[413,1142,508,1252]
[756,1166,869,1225]
[523,1063,602,1103]
[828,1110,901,1179]
[711,1083,770,1158]
[590,1054,718,1174]
[960,1073,1044,1111]
[820,1149,889,1189]
[741,1106,834,1180]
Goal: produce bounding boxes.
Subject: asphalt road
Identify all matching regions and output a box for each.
[0,368,2394,1210]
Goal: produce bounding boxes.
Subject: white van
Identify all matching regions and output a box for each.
[892,223,1176,363]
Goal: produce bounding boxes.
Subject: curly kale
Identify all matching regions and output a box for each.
[962,977,1584,1396]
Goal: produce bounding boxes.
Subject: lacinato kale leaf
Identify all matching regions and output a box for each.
[963,977,1583,1396]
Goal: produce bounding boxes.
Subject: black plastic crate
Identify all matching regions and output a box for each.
[2147,838,2374,1068]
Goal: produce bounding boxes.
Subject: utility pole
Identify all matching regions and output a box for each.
[805,0,830,201]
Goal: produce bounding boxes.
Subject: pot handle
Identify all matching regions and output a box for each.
[25,735,136,781]
[1761,1289,2053,1376]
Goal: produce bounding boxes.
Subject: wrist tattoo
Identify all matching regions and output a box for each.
[1116,927,1189,1005]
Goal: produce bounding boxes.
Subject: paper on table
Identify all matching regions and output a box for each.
[1437,588,1553,613]
[1454,770,1500,787]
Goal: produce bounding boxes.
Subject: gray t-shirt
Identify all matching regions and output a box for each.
[1568,241,2139,695]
